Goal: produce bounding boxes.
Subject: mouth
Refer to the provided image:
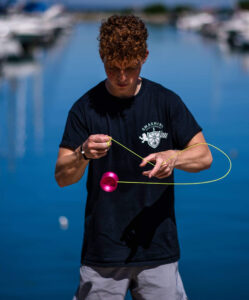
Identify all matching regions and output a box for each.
[117,83,128,88]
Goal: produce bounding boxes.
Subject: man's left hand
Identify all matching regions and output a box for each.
[139,150,179,179]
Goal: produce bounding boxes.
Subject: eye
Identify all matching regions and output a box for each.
[126,67,137,72]
[108,67,119,72]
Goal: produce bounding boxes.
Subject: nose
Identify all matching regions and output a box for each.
[118,69,127,81]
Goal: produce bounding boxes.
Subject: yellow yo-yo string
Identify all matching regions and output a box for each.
[106,136,112,147]
[110,138,232,186]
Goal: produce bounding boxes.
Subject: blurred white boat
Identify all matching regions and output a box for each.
[176,10,249,51]
[218,11,249,50]
[0,4,73,47]
[0,36,23,60]
[2,59,40,79]
[177,12,216,31]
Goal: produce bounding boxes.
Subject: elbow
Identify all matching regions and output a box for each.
[57,181,66,188]
[55,172,65,188]
[54,169,82,187]
[54,167,68,188]
[203,151,213,170]
[55,177,70,188]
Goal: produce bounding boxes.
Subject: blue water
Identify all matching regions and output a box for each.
[0,22,249,300]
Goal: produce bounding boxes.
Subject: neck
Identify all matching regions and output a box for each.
[105,78,142,98]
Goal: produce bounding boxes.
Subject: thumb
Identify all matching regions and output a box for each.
[139,153,155,167]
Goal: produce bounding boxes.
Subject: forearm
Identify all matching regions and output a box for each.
[141,132,212,178]
[174,144,212,172]
[55,146,89,187]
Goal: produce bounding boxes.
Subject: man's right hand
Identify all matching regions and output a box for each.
[55,134,112,187]
[82,134,112,159]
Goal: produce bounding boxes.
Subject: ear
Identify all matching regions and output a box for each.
[99,51,105,62]
[143,50,149,63]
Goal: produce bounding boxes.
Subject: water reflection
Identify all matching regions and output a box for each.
[210,58,223,124]
[0,58,43,171]
[218,41,249,72]
[0,38,71,172]
[0,21,248,300]
[0,10,74,172]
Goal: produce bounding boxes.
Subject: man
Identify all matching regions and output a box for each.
[55,15,212,300]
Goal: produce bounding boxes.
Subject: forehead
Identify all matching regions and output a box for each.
[105,59,141,69]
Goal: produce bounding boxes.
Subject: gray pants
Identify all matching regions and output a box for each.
[73,261,188,300]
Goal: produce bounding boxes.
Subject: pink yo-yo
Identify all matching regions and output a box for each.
[100,172,119,192]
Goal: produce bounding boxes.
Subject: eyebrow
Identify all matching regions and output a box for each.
[107,63,139,69]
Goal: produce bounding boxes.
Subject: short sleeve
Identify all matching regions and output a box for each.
[59,107,89,151]
[170,95,202,149]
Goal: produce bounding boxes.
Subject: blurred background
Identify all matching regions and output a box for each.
[0,0,249,299]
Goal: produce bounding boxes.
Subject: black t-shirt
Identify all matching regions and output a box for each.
[59,78,202,267]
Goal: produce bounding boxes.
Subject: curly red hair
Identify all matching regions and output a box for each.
[98,15,148,63]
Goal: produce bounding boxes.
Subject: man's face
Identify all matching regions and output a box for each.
[103,58,145,98]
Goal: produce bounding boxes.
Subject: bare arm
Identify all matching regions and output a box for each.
[140,131,213,179]
[175,131,213,172]
[55,146,89,187]
[55,134,111,187]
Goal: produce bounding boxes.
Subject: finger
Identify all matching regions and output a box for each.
[90,150,108,159]
[157,174,170,179]
[139,154,156,167]
[106,139,112,147]
[89,140,111,151]
[98,152,108,158]
[95,150,108,156]
[97,148,110,155]
[154,169,167,178]
[90,134,111,143]
[157,171,172,179]
[148,158,164,178]
[161,160,168,167]
[142,170,151,176]
[157,167,172,178]
[156,165,170,175]
[143,168,164,177]
[142,159,166,177]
